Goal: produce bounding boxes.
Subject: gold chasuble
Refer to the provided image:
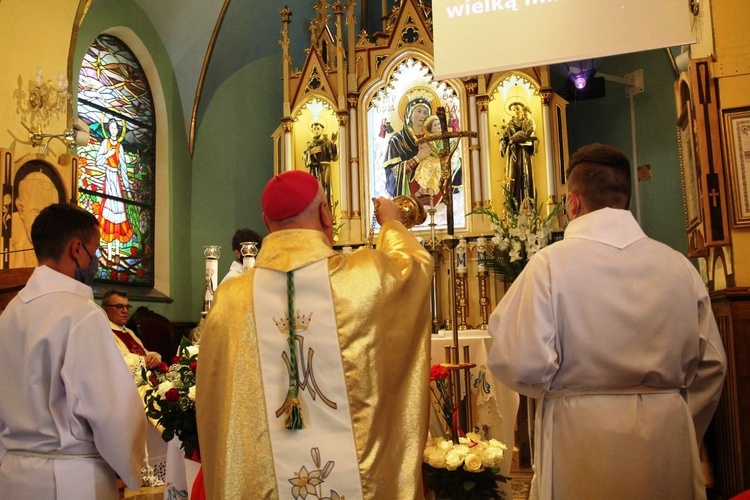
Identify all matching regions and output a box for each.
[196,221,434,499]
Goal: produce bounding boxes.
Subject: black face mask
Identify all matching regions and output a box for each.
[74,242,99,286]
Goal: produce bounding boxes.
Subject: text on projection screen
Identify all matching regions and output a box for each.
[433,0,695,80]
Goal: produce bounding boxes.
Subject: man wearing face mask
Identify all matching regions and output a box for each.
[0,203,146,499]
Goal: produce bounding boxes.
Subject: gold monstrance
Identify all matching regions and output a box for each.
[418,107,477,441]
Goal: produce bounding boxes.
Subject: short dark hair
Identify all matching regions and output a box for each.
[102,289,128,305]
[231,228,263,254]
[565,143,631,211]
[31,203,99,261]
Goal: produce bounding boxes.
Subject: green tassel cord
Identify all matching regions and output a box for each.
[285,271,304,430]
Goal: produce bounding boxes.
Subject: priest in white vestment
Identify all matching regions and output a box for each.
[488,144,726,500]
[196,171,434,499]
[0,203,146,500]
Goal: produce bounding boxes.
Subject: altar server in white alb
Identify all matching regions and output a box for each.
[488,143,726,500]
[197,170,434,499]
[0,203,146,499]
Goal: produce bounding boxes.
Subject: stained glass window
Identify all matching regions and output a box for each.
[76,34,155,286]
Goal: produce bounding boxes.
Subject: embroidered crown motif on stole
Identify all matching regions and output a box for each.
[273,310,313,333]
[274,305,337,427]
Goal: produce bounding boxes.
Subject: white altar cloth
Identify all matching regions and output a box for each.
[430,329,519,497]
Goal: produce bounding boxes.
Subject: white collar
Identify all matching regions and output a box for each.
[564,208,646,249]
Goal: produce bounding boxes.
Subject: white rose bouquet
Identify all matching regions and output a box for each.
[141,337,200,458]
[423,433,508,499]
[470,185,560,282]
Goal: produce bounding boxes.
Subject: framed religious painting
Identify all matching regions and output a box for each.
[363,57,468,233]
[1,151,71,269]
[722,107,750,227]
[675,76,707,257]
[677,99,701,232]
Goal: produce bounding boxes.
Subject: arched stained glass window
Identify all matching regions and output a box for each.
[77,34,155,286]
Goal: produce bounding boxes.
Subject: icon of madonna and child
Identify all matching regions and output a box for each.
[374,86,464,227]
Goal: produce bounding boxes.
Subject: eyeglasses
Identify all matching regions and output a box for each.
[103,304,132,311]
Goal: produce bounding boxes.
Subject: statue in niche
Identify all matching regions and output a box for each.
[500,101,537,204]
[303,119,338,206]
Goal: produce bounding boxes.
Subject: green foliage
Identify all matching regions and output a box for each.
[142,337,200,457]
[470,185,561,282]
[423,464,507,500]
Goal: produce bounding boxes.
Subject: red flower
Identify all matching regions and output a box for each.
[189,361,197,374]
[130,246,138,256]
[119,272,128,282]
[430,364,449,381]
[149,373,158,386]
[156,362,169,373]
[165,388,180,403]
[172,356,182,365]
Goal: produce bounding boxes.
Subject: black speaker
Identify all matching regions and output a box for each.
[562,76,606,101]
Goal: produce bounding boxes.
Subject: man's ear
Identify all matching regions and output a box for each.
[568,191,583,220]
[319,201,333,232]
[15,197,24,214]
[67,237,83,263]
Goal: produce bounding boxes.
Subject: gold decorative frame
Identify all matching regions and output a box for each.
[677,101,701,232]
[722,107,750,227]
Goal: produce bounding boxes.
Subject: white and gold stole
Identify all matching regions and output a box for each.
[254,260,363,499]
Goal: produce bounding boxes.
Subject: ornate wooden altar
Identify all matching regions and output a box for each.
[271,4,571,488]
[272,0,570,330]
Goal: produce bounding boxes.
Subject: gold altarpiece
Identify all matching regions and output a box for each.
[272,0,570,329]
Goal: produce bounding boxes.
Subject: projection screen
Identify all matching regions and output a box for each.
[433,0,695,80]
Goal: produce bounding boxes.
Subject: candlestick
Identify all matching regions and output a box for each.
[430,247,443,333]
[476,272,490,330]
[455,272,469,330]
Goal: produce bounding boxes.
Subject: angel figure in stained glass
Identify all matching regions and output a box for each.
[96,118,135,260]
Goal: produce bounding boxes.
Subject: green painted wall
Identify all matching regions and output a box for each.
[190,55,280,314]
[75,2,692,322]
[75,0,195,321]
[555,49,688,255]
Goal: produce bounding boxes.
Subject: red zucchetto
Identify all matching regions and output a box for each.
[261,170,320,221]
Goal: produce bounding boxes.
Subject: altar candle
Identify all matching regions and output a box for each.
[456,238,467,273]
[205,257,219,293]
[477,237,487,272]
